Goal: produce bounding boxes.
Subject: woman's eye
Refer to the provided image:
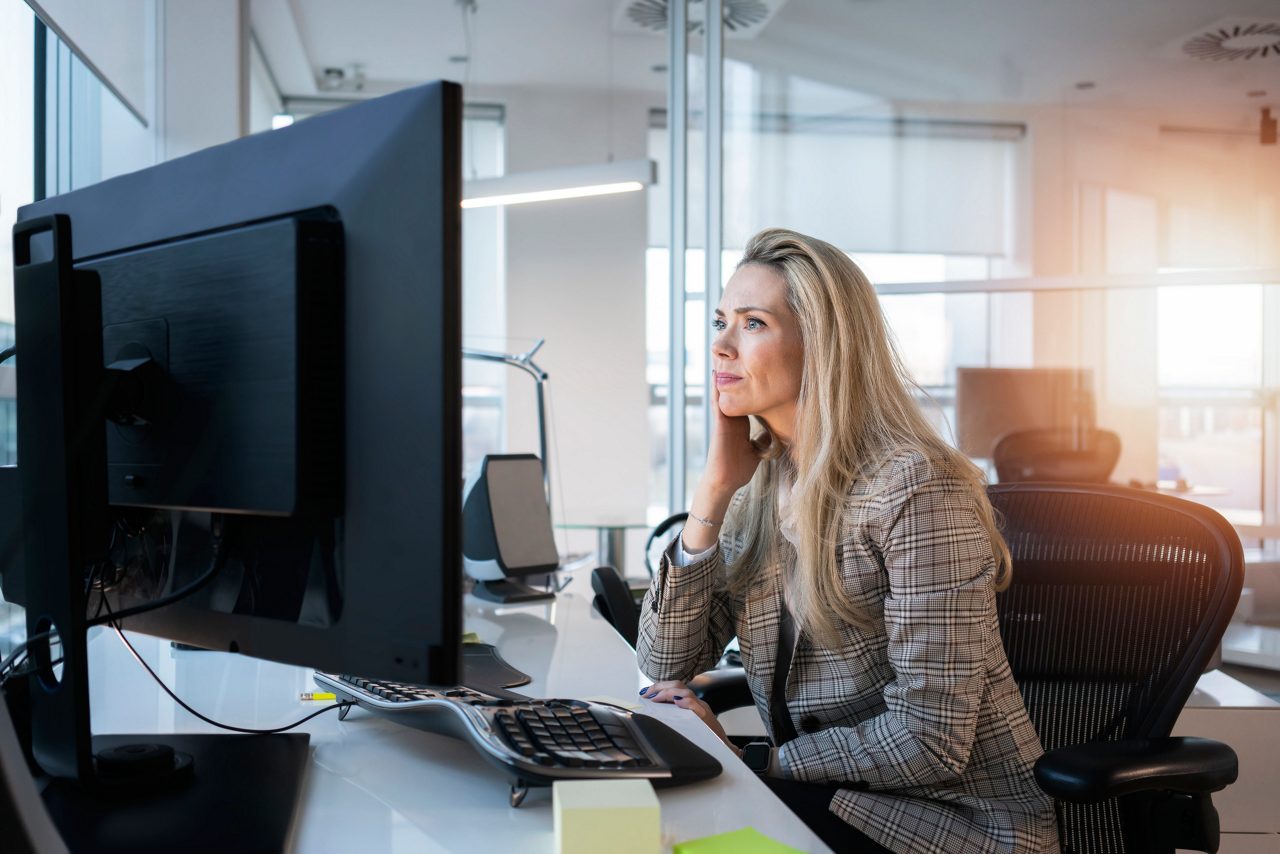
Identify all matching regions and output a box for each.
[745,317,765,331]
[711,319,726,331]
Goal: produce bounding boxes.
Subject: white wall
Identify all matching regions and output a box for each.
[473,85,659,526]
[159,0,246,161]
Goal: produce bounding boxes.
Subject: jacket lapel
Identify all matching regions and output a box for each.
[741,560,788,741]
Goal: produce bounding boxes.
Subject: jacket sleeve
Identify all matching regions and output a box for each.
[779,452,994,789]
[635,530,739,683]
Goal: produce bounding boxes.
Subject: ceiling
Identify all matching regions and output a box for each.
[254,0,1280,121]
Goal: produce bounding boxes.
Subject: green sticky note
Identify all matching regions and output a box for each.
[461,631,482,645]
[673,827,804,854]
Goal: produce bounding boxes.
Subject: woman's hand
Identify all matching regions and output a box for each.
[682,384,765,553]
[703,383,763,497]
[640,680,736,754]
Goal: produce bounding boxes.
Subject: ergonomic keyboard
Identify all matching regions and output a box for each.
[313,672,722,805]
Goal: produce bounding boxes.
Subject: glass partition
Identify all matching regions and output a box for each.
[658,0,1280,548]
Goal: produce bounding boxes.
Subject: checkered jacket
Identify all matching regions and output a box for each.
[638,450,1060,854]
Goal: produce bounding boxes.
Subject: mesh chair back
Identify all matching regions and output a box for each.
[989,483,1242,854]
[993,428,1122,483]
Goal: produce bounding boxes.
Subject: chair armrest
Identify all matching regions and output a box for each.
[1034,737,1238,803]
[688,667,752,715]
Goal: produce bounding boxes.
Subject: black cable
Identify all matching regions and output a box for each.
[0,346,14,366]
[86,517,227,628]
[0,656,63,683]
[103,595,351,735]
[0,630,60,680]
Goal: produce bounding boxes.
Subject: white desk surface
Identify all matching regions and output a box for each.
[84,584,830,854]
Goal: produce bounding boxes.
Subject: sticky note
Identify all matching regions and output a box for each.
[554,779,659,854]
[673,826,804,854]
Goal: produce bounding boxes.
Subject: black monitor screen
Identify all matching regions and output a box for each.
[9,81,463,688]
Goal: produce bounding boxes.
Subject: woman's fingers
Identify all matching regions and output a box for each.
[639,680,687,701]
[671,693,711,721]
[673,694,731,744]
[641,682,733,747]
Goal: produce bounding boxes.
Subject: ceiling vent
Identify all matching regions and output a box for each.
[1180,19,1280,61]
[615,0,786,39]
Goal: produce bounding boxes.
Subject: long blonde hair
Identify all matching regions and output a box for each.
[723,228,1011,643]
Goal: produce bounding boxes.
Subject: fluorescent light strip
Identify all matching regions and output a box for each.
[461,181,645,209]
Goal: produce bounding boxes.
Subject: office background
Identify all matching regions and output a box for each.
[1,1,1278,658]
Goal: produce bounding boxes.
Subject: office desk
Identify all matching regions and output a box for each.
[84,584,829,853]
[1173,671,1280,852]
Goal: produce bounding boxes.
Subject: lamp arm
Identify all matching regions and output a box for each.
[462,339,551,502]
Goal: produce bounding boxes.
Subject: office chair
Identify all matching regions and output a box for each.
[644,512,688,578]
[1,681,67,854]
[993,427,1122,484]
[990,482,1242,854]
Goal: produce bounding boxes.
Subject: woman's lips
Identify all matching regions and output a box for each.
[715,373,742,387]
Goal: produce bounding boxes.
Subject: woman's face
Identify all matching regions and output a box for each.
[712,263,805,438]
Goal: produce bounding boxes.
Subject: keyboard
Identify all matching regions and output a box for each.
[313,672,722,802]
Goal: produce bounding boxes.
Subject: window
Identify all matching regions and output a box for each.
[40,22,154,197]
[0,1,36,466]
[0,0,34,653]
[458,107,508,477]
[1157,285,1268,528]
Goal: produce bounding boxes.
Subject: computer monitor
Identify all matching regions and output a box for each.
[463,454,560,603]
[2,81,462,849]
[954,367,1095,459]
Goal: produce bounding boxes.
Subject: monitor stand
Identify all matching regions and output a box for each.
[471,578,556,604]
[11,215,311,853]
[39,733,309,853]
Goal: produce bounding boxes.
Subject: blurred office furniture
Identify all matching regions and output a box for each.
[990,482,1243,854]
[1221,547,1280,672]
[956,367,1095,459]
[558,521,651,577]
[992,427,1122,483]
[590,565,640,647]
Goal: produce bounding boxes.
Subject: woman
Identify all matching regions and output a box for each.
[637,228,1058,854]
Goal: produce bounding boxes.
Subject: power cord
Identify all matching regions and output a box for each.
[86,515,227,628]
[0,630,60,684]
[102,594,352,735]
[0,346,14,365]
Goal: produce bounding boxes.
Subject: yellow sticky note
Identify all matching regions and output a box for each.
[461,631,482,645]
[673,827,804,854]
[554,779,659,854]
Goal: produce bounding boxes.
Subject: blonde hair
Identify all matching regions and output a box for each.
[723,227,1011,643]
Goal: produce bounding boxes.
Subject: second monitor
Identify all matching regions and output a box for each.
[464,454,561,603]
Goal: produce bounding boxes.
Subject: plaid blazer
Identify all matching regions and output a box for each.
[638,450,1059,854]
